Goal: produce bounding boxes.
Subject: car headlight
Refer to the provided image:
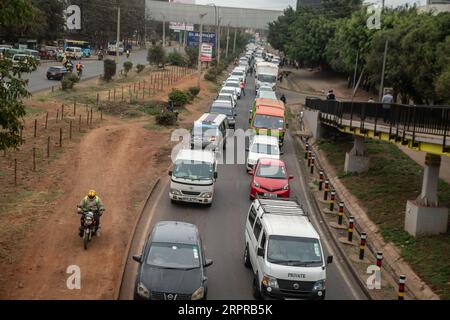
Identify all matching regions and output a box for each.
[191,286,204,300]
[137,282,150,299]
[170,188,182,195]
[262,274,279,289]
[253,181,260,188]
[200,192,212,198]
[282,184,289,190]
[313,280,325,291]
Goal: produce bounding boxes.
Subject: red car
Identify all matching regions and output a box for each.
[249,158,293,200]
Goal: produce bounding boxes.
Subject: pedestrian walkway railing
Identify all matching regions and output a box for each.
[304,97,450,154]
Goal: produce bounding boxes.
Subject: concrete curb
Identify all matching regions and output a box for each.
[114,178,161,300]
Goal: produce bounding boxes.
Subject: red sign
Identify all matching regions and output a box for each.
[200,43,212,62]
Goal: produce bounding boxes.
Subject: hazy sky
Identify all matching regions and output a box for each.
[194,0,426,11]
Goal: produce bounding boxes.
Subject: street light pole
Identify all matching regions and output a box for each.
[217,17,221,65]
[226,24,230,58]
[197,13,207,87]
[162,14,166,48]
[116,6,121,65]
[379,40,388,102]
[233,27,237,54]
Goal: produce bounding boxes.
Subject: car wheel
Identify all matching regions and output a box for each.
[244,244,251,268]
[252,274,262,299]
[170,199,177,205]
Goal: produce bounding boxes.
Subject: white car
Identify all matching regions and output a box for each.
[230,69,246,82]
[215,93,236,108]
[224,80,242,98]
[220,87,239,103]
[246,135,281,172]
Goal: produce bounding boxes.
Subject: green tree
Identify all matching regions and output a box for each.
[31,0,65,40]
[267,7,297,53]
[123,61,133,77]
[147,45,166,67]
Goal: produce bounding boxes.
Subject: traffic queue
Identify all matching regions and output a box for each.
[132,41,332,301]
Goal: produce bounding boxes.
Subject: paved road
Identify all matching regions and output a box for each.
[25,47,179,93]
[120,72,368,300]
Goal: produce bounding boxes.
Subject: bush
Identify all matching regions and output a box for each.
[188,86,200,97]
[103,59,116,81]
[167,51,186,66]
[185,47,198,67]
[147,45,166,67]
[204,68,217,82]
[61,73,79,90]
[139,100,166,115]
[155,112,177,126]
[168,88,190,107]
[123,61,133,76]
[136,64,145,73]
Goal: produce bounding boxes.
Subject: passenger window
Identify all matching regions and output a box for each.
[253,218,262,240]
[260,231,266,250]
[248,206,257,228]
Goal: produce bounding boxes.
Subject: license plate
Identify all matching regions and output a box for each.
[264,193,277,198]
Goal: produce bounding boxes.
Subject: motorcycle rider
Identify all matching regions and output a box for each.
[77,190,105,237]
[126,49,130,58]
[76,62,83,76]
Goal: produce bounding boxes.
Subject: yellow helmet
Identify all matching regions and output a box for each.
[87,190,97,200]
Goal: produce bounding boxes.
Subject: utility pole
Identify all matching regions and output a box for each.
[233,28,237,54]
[379,40,389,102]
[352,50,359,89]
[116,6,121,65]
[217,17,221,65]
[197,13,207,87]
[226,24,230,57]
[162,15,166,48]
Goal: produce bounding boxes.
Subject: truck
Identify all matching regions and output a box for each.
[255,62,278,93]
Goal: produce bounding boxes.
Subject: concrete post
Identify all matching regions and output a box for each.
[405,153,448,236]
[344,136,370,173]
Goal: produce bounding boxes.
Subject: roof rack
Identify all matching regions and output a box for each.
[255,195,308,218]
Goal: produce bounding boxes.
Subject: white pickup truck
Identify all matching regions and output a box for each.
[255,62,278,93]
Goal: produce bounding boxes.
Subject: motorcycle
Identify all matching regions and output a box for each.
[77,68,83,77]
[126,52,130,58]
[80,210,98,250]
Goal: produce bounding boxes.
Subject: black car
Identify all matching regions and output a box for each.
[133,221,213,300]
[46,66,68,80]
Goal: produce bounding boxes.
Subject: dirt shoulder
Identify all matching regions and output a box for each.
[0,66,219,299]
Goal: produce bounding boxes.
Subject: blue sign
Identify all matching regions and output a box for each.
[187,32,216,47]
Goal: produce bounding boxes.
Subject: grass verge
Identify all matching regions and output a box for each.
[317,136,450,299]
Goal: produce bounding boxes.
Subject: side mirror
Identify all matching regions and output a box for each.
[214,172,218,179]
[257,247,264,257]
[132,255,142,263]
[289,175,294,180]
[204,258,213,267]
[168,170,172,176]
[327,256,333,264]
[248,170,254,175]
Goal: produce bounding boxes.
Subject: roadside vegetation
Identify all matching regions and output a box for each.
[317,136,450,299]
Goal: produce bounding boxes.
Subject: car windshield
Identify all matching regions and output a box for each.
[253,115,284,130]
[210,106,233,116]
[258,74,277,83]
[217,95,231,102]
[221,90,235,95]
[258,92,277,99]
[146,242,200,269]
[232,72,244,76]
[49,67,62,72]
[259,86,273,92]
[250,143,279,155]
[267,236,323,266]
[226,82,239,88]
[172,159,214,181]
[256,164,286,179]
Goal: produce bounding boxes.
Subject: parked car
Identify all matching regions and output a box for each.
[133,221,213,300]
[244,198,333,300]
[249,158,293,200]
[46,66,68,80]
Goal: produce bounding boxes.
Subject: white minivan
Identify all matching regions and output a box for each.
[169,149,218,207]
[244,197,333,300]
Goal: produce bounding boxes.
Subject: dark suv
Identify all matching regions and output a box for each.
[133,221,213,300]
[46,66,68,80]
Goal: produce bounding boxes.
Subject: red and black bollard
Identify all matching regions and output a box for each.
[319,171,324,191]
[305,143,309,160]
[338,201,344,225]
[376,252,383,267]
[359,233,367,260]
[329,190,335,211]
[323,179,330,201]
[307,151,312,167]
[398,275,406,300]
[348,216,354,242]
[310,156,315,174]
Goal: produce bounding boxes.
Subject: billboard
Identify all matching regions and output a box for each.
[187,31,216,47]
[169,0,194,31]
[200,43,213,62]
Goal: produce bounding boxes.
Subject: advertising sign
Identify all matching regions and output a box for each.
[200,43,213,62]
[187,32,216,47]
[169,0,194,31]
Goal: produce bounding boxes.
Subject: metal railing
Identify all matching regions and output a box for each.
[305,97,450,152]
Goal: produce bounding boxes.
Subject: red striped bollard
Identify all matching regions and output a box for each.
[398,275,406,300]
[338,201,344,225]
[318,171,324,191]
[376,252,383,267]
[305,143,309,160]
[359,233,367,260]
[329,190,335,211]
[310,156,315,174]
[323,179,329,201]
[347,216,354,242]
[307,151,312,167]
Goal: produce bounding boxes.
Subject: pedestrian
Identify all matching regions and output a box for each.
[280,94,287,105]
[240,80,245,96]
[278,73,283,83]
[381,90,394,124]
